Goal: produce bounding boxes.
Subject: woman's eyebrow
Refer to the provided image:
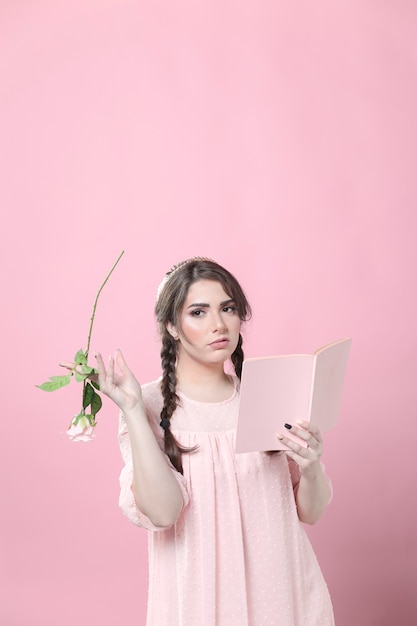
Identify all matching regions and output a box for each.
[187,299,235,309]
[186,302,209,309]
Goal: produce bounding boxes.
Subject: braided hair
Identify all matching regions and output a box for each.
[155,258,251,473]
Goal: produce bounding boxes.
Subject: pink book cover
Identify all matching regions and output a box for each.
[235,338,351,453]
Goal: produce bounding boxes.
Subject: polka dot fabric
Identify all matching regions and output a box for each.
[118,379,335,626]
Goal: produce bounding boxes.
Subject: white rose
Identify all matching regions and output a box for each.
[67,414,95,442]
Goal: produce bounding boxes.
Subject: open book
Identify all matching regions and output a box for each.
[235,338,351,453]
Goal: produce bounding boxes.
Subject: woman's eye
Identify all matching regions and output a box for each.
[223,306,236,313]
[191,309,204,317]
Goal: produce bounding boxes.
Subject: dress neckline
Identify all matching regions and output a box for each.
[177,375,239,406]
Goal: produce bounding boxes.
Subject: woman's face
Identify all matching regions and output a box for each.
[169,279,241,369]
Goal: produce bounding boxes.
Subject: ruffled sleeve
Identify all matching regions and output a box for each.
[118,391,190,531]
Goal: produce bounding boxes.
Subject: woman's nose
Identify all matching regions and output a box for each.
[213,312,226,331]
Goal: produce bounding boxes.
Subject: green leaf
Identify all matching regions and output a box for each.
[74,349,87,365]
[90,379,100,391]
[50,375,72,383]
[90,390,102,417]
[36,375,71,392]
[74,364,97,382]
[81,364,97,375]
[82,382,95,409]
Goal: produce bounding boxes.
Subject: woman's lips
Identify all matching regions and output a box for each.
[209,338,229,349]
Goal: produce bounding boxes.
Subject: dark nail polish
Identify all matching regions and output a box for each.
[284,423,292,429]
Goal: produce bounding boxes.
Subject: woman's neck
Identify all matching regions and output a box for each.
[175,361,234,403]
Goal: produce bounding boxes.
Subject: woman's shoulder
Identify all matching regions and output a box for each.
[141,377,162,395]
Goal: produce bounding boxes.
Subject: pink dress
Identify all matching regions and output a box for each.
[118,378,335,626]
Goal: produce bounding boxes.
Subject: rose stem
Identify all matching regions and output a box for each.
[80,250,125,419]
[85,250,125,360]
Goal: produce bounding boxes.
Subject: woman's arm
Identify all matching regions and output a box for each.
[277,421,332,524]
[96,350,184,528]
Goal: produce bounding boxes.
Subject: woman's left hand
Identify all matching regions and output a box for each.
[277,421,323,478]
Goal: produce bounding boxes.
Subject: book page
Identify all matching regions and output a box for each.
[309,338,351,431]
[235,355,314,453]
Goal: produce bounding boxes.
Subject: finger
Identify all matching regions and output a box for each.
[94,353,108,385]
[298,420,322,440]
[94,352,105,373]
[277,435,310,461]
[115,349,129,373]
[288,422,322,448]
[277,433,309,456]
[97,355,116,396]
[284,423,311,443]
[278,430,323,460]
[107,354,115,381]
[59,361,75,371]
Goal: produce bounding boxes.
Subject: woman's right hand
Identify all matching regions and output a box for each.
[95,349,144,413]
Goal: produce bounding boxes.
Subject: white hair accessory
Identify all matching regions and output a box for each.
[156,257,215,302]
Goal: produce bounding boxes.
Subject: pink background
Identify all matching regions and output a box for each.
[1,1,416,624]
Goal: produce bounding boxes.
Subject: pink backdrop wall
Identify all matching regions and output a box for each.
[1,2,416,624]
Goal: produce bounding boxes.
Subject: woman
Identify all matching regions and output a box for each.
[95,257,334,625]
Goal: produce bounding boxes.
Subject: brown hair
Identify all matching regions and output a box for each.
[155,258,251,473]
